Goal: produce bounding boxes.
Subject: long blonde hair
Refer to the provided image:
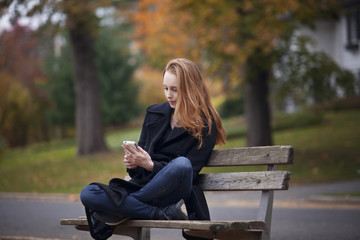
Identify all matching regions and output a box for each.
[163,58,226,147]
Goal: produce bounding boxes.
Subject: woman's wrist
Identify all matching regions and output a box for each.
[145,158,154,171]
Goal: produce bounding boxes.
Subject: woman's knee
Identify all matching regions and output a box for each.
[169,157,192,177]
[173,156,192,168]
[80,184,100,206]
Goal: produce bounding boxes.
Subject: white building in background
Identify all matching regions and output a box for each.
[281,1,360,112]
[297,0,360,81]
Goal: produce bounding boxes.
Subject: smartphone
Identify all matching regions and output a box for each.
[123,141,139,151]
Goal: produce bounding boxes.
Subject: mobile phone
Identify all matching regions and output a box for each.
[123,141,138,151]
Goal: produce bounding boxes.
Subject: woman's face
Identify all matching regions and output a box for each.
[163,71,178,109]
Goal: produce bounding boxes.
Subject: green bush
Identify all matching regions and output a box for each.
[220,97,244,119]
[309,96,360,112]
[224,110,324,140]
[273,111,324,131]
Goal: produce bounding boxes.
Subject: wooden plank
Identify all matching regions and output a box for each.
[61,218,88,225]
[121,220,235,231]
[121,220,266,230]
[61,219,265,231]
[196,171,290,191]
[207,146,294,166]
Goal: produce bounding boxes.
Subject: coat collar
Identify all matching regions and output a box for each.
[146,102,187,143]
[146,102,172,115]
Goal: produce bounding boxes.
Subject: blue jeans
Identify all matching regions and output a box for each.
[80,157,193,220]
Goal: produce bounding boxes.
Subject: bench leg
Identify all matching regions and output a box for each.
[256,190,274,240]
[113,226,150,240]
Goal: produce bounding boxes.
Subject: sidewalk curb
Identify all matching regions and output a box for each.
[307,194,360,205]
[0,236,63,240]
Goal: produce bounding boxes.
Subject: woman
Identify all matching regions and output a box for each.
[80,58,226,238]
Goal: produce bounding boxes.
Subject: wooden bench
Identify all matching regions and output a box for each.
[61,145,293,240]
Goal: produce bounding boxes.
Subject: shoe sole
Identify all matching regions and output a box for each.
[106,217,129,226]
[178,199,189,220]
[93,212,129,226]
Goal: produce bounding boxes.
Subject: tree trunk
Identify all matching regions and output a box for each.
[244,51,273,147]
[67,12,108,156]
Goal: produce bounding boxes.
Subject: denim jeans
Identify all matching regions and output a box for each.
[80,156,193,220]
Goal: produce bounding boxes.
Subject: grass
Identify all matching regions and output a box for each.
[0,127,140,193]
[0,110,359,193]
[274,110,360,185]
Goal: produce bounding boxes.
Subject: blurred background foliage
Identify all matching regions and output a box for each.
[1,0,357,149]
[45,24,141,138]
[0,0,359,190]
[272,35,358,111]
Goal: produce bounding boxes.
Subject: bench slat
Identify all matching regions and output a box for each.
[207,146,293,166]
[196,171,290,191]
[60,218,266,231]
[118,220,265,231]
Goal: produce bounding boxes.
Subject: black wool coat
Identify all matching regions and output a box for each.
[128,101,218,187]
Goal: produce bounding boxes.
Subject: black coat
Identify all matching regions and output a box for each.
[133,102,215,240]
[128,102,218,186]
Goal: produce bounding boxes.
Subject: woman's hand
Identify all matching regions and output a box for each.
[122,144,154,171]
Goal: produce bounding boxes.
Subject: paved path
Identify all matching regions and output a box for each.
[1,180,360,240]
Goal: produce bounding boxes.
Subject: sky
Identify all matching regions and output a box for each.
[0,1,113,33]
[0,0,68,33]
[0,0,41,33]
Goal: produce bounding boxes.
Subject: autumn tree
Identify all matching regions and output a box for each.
[0,0,136,155]
[0,71,34,147]
[133,0,194,68]
[134,0,340,146]
[0,24,49,147]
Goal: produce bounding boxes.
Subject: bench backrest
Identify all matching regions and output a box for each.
[196,145,294,191]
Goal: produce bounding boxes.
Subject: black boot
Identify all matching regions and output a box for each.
[155,199,188,220]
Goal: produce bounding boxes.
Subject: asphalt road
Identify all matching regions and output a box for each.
[1,180,360,240]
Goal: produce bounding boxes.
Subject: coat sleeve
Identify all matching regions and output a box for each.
[137,112,149,149]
